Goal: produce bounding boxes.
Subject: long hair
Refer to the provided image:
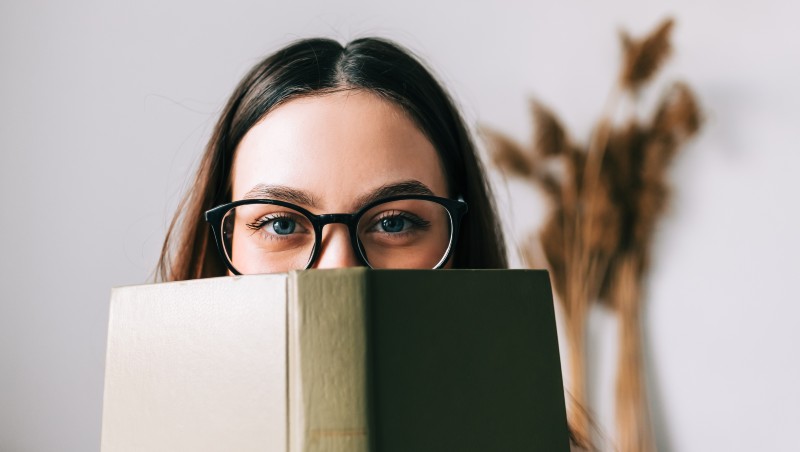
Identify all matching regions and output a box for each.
[157,37,507,281]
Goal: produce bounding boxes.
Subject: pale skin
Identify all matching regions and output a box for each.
[230,89,451,271]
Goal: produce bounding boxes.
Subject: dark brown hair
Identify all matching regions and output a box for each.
[157,37,507,281]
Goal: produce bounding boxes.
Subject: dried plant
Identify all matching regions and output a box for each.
[620,18,675,91]
[484,18,701,452]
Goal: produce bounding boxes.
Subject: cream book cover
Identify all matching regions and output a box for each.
[100,269,569,452]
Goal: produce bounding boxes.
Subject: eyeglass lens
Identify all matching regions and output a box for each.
[220,199,453,274]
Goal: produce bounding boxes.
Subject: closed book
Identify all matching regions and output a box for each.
[101,269,569,451]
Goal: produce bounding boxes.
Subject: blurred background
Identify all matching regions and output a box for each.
[1,0,798,450]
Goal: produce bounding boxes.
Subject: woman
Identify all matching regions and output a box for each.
[157,37,507,280]
[156,37,585,449]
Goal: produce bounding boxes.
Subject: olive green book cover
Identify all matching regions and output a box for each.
[101,269,569,452]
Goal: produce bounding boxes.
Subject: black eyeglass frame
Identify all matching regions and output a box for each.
[205,194,468,275]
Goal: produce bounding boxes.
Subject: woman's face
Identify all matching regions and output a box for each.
[230,90,450,272]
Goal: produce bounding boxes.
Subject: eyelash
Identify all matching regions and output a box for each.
[246,213,297,234]
[372,210,431,232]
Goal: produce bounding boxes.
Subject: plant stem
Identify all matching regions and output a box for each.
[564,286,591,446]
[614,253,655,452]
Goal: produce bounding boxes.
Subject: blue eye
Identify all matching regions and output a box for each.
[380,217,406,233]
[272,218,296,235]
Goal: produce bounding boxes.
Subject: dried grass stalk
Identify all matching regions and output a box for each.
[531,100,570,157]
[620,18,675,91]
[480,127,533,177]
[611,253,654,452]
[485,16,701,452]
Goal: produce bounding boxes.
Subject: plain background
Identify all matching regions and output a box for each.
[1,0,799,451]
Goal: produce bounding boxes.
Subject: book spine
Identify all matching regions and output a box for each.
[288,269,370,452]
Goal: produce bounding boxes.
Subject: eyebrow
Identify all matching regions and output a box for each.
[242,180,435,211]
[354,180,435,208]
[243,184,320,208]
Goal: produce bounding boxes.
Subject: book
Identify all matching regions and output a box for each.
[100,269,569,451]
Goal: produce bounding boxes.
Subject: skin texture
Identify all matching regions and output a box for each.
[231,89,450,270]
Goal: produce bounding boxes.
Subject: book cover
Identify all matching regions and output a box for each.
[101,269,569,451]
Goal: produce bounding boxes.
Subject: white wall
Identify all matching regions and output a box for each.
[1,1,798,450]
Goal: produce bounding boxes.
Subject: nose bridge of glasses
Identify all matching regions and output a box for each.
[312,217,366,269]
[316,213,357,228]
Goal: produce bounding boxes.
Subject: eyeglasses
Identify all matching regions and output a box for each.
[205,195,468,275]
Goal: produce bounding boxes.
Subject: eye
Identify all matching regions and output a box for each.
[380,216,406,233]
[246,213,309,238]
[367,210,430,234]
[271,218,296,235]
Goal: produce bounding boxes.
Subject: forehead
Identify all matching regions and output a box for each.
[231,90,448,211]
